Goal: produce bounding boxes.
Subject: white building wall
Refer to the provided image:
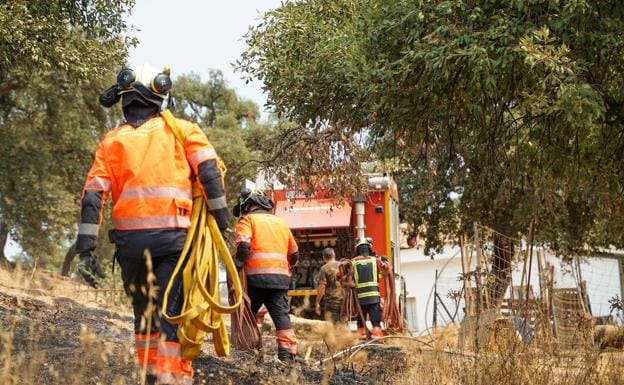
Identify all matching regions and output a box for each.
[578,257,621,316]
[400,246,623,333]
[401,246,463,332]
[505,252,621,317]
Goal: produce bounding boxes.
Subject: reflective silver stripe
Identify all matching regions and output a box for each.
[78,223,99,236]
[113,215,191,229]
[188,147,217,168]
[84,177,111,191]
[157,344,181,357]
[236,235,251,243]
[276,329,297,353]
[249,252,288,260]
[207,196,227,210]
[245,266,290,276]
[157,373,192,385]
[119,186,192,201]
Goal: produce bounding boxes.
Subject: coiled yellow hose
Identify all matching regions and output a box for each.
[160,110,243,359]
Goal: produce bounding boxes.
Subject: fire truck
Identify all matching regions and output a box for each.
[253,174,403,316]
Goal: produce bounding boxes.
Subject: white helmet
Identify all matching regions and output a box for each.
[99,62,173,109]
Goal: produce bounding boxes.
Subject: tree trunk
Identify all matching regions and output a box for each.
[61,242,77,276]
[0,221,9,267]
[487,234,514,308]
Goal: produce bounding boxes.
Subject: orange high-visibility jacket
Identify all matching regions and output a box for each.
[235,212,298,289]
[76,115,228,254]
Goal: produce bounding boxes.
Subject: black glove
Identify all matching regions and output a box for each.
[234,257,245,271]
[219,227,232,244]
[289,252,299,267]
[99,84,121,107]
[214,209,232,233]
[77,251,105,288]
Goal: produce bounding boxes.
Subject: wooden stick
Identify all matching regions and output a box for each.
[523,218,536,331]
[460,235,473,317]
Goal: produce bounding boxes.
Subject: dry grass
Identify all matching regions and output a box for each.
[0,320,137,385]
[392,327,624,385]
[2,264,624,385]
[0,264,136,385]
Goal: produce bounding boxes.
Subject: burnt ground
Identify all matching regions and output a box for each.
[0,290,137,385]
[0,270,409,385]
[192,344,407,385]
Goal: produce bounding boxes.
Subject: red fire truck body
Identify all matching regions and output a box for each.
[263,175,402,309]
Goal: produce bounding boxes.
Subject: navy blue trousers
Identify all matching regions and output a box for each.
[115,249,184,342]
[248,286,292,330]
[358,302,382,328]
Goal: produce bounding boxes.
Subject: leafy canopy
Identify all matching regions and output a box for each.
[172,71,274,205]
[240,0,624,253]
[0,0,134,265]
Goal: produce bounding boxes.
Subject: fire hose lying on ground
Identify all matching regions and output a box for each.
[161,110,243,359]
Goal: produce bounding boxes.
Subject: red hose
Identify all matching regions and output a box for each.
[228,269,263,351]
[339,261,370,338]
[381,268,404,333]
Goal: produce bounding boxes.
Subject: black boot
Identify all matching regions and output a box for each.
[277,350,305,365]
[145,374,157,385]
[277,349,293,363]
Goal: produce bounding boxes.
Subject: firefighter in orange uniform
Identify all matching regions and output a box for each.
[75,63,230,385]
[233,189,299,362]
